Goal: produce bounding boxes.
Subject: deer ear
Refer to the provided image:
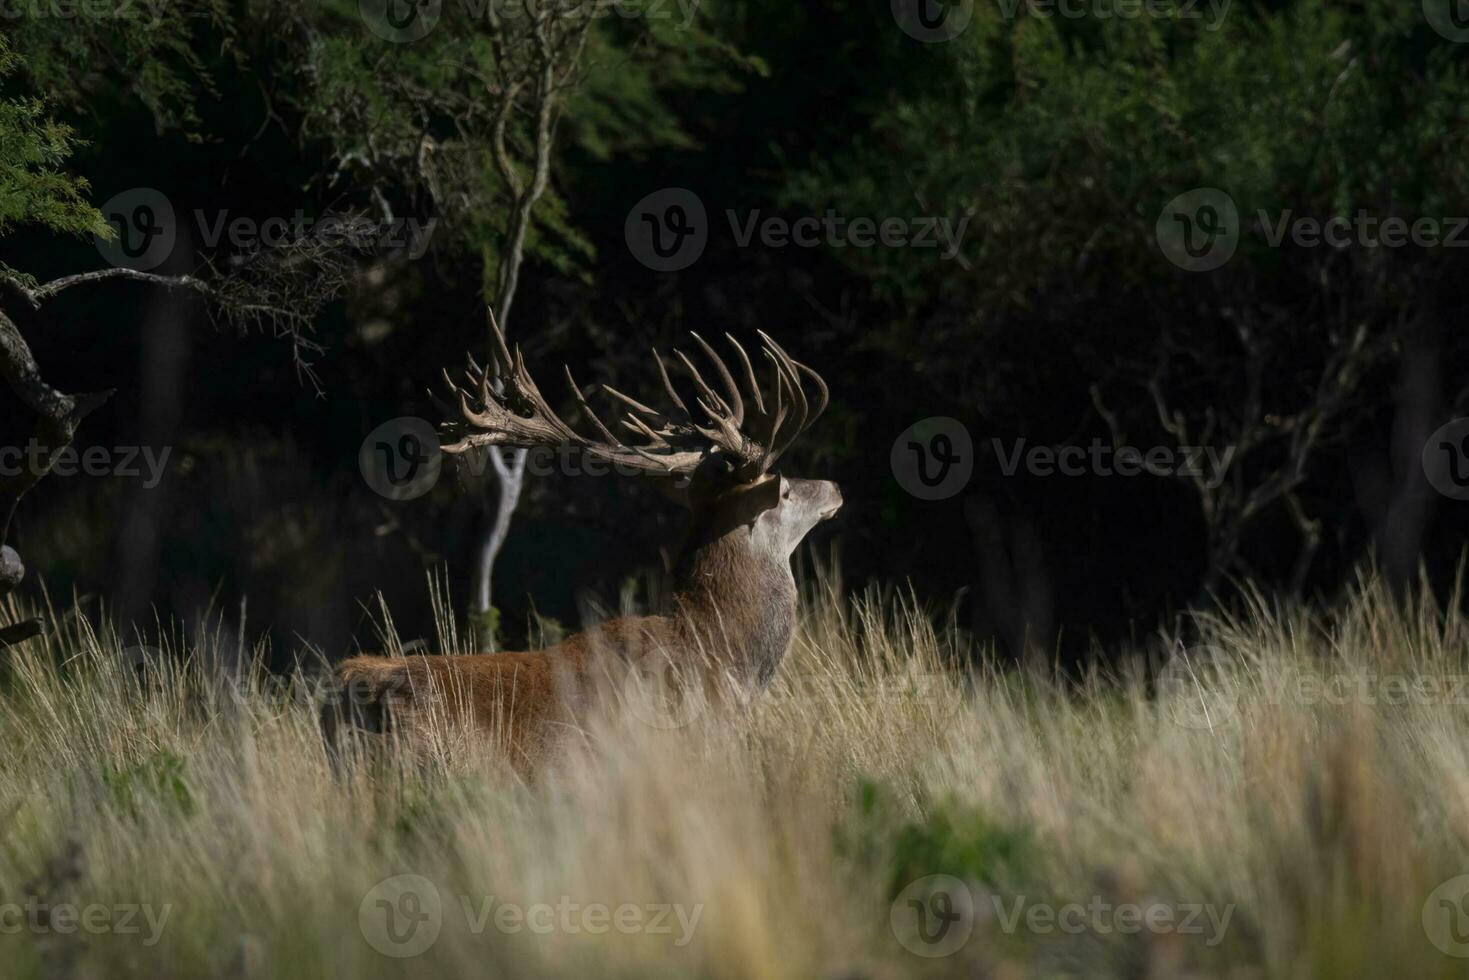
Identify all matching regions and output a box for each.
[707,476,781,530]
[677,476,781,550]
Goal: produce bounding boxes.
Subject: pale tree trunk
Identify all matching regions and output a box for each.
[467,11,589,649]
[467,227,537,649]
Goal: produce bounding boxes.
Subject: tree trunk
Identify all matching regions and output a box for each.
[472,447,526,650]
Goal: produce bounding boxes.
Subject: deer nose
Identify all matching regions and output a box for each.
[819,486,843,520]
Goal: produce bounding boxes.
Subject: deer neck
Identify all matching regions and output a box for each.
[670,523,797,687]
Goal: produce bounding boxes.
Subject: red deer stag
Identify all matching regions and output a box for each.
[322,318,840,768]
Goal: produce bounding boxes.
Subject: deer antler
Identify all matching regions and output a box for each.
[439,311,827,485]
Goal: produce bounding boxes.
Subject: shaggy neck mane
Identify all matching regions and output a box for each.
[668,519,797,687]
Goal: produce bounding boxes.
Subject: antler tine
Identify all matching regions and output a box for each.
[777,343,810,429]
[689,332,743,425]
[564,367,672,465]
[564,365,625,447]
[486,307,515,376]
[652,350,692,420]
[758,348,793,444]
[673,348,732,421]
[694,412,749,461]
[758,330,828,461]
[602,384,664,419]
[463,353,492,406]
[440,367,468,413]
[621,412,670,447]
[441,362,491,430]
[466,351,487,384]
[438,320,824,481]
[793,358,829,421]
[724,333,764,415]
[773,358,807,460]
[447,367,491,430]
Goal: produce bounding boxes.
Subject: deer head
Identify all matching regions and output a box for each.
[438,314,841,682]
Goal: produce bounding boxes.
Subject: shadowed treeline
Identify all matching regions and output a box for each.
[1,1,1467,662]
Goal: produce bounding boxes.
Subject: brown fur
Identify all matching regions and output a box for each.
[321,476,841,770]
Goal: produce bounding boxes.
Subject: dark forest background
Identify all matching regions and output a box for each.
[2,0,1467,666]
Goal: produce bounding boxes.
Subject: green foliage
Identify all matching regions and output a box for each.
[527,608,567,650]
[840,778,1037,899]
[0,35,103,238]
[774,0,1469,432]
[99,751,197,821]
[3,0,233,129]
[260,0,756,285]
[468,604,501,651]
[0,1,232,240]
[783,0,1469,306]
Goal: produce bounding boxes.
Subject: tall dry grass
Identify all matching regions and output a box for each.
[2,571,1469,978]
